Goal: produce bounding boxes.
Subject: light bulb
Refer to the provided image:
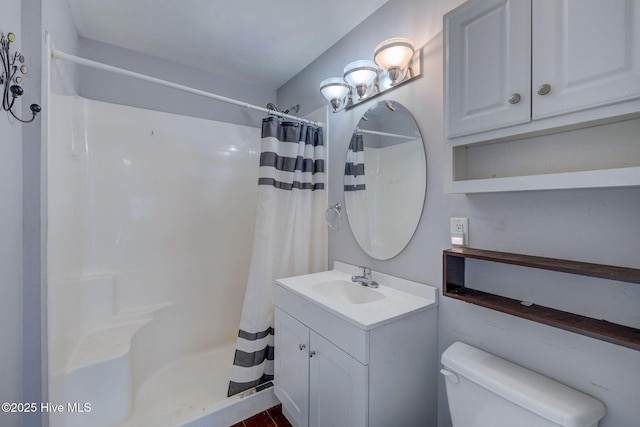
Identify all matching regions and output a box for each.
[374,38,415,84]
[319,77,350,112]
[343,60,378,99]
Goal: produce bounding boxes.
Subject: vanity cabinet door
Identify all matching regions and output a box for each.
[308,331,368,427]
[532,0,640,120]
[274,308,310,427]
[445,0,531,138]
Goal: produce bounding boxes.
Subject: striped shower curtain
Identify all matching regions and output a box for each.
[228,116,326,396]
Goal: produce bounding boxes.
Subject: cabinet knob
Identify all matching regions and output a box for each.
[537,83,551,96]
[508,93,521,104]
[309,350,316,358]
[299,343,306,351]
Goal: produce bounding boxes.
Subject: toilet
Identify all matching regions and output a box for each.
[441,342,606,427]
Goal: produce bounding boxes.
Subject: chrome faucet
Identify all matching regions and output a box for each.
[351,266,379,288]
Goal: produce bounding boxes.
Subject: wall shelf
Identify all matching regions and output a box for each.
[443,247,640,351]
[449,166,640,194]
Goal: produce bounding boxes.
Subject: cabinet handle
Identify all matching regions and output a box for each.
[298,343,306,351]
[537,83,551,96]
[508,93,521,104]
[309,350,316,358]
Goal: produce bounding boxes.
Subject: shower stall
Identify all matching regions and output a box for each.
[47,92,280,426]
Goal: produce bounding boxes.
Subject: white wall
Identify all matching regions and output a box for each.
[278,0,640,425]
[0,2,24,427]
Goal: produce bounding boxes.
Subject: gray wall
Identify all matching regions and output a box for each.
[75,38,276,129]
[0,2,24,427]
[278,0,640,426]
[22,1,45,426]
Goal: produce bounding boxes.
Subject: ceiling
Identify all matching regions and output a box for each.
[66,0,390,90]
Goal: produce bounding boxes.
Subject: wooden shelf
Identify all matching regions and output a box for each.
[443,248,640,351]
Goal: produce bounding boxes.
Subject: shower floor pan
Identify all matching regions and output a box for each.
[51,281,276,427]
[116,342,278,427]
[57,331,276,427]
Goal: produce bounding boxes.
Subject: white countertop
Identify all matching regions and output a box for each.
[275,262,437,330]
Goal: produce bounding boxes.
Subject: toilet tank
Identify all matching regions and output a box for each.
[441,342,606,427]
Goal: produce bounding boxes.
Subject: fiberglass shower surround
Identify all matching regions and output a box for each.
[47,94,265,426]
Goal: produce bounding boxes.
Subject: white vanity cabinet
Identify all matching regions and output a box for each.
[444,0,640,193]
[273,264,438,427]
[274,308,368,427]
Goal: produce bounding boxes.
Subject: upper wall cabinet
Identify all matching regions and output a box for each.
[444,0,640,193]
[532,1,640,120]
[446,0,640,139]
[445,0,531,138]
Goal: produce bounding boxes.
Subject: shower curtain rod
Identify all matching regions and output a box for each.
[355,127,418,140]
[50,47,324,127]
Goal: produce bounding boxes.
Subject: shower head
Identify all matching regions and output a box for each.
[283,104,299,114]
[265,103,300,115]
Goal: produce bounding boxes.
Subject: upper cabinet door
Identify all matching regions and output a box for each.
[445,0,531,138]
[532,0,640,119]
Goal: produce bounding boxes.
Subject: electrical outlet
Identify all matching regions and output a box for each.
[450,218,468,246]
[450,217,468,233]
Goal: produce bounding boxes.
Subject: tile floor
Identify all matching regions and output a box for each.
[232,404,292,427]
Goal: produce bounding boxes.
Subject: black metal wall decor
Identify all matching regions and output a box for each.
[1,32,41,123]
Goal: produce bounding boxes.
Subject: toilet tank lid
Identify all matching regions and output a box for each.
[441,342,606,427]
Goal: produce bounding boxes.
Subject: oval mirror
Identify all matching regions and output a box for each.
[344,100,426,260]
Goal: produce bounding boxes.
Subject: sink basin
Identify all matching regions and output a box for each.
[275,262,437,329]
[312,280,385,305]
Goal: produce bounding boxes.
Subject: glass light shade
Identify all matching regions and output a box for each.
[319,77,350,102]
[320,77,350,111]
[343,60,378,88]
[374,37,415,71]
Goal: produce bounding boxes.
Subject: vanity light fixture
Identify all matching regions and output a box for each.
[319,37,421,113]
[0,32,41,123]
[373,38,415,85]
[343,60,378,100]
[319,77,351,112]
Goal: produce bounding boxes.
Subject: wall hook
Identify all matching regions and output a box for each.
[1,32,41,123]
[325,202,342,230]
